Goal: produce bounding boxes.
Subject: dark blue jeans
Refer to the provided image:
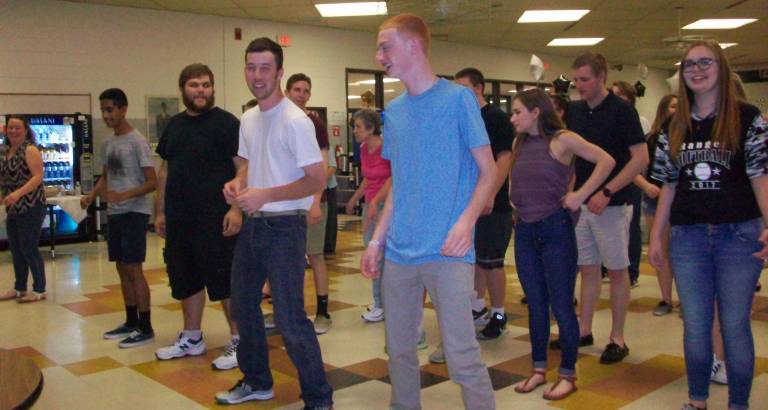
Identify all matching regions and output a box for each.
[514,209,579,375]
[7,202,46,293]
[628,187,642,282]
[670,219,763,410]
[231,215,332,407]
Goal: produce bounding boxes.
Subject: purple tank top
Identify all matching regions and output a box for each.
[509,135,574,223]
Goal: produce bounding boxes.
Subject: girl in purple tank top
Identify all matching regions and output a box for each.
[509,89,614,401]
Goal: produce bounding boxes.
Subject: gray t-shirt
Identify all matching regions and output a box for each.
[100,129,153,215]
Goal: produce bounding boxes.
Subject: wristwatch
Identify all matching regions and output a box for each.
[602,188,613,198]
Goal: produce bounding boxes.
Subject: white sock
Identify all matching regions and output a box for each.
[491,307,505,316]
[472,298,486,312]
[182,329,202,340]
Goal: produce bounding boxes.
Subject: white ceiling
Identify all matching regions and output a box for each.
[63,0,768,69]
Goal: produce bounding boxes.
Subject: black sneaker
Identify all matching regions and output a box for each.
[478,312,508,340]
[472,307,489,327]
[103,323,136,340]
[118,329,155,348]
[600,342,629,364]
[549,333,593,350]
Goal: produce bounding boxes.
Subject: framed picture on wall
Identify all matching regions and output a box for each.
[146,96,179,144]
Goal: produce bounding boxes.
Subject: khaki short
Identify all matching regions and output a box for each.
[306,202,328,255]
[575,204,632,270]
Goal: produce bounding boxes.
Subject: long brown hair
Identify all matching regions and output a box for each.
[669,40,741,157]
[510,88,566,164]
[648,94,677,137]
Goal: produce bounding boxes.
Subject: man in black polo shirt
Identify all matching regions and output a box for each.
[550,52,648,364]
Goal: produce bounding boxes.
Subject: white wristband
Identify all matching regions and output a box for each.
[369,239,384,249]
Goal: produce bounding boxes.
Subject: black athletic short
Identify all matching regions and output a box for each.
[164,217,236,301]
[107,212,149,264]
[474,211,513,269]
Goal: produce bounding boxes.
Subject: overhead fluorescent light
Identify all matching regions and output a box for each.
[355,78,400,85]
[506,90,518,93]
[683,19,756,29]
[547,37,604,46]
[674,62,681,66]
[518,10,590,23]
[348,95,361,100]
[719,42,738,49]
[315,2,387,18]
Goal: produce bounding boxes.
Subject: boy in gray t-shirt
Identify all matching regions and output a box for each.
[81,88,157,349]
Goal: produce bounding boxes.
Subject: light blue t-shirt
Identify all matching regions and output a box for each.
[382,78,489,265]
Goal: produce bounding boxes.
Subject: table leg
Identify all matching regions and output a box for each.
[48,205,56,259]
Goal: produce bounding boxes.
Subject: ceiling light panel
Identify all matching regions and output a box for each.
[518,10,590,23]
[683,19,756,30]
[315,2,387,17]
[547,38,604,46]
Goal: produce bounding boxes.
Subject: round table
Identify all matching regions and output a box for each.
[0,349,44,409]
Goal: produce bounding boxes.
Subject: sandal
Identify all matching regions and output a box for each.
[0,289,24,301]
[18,292,46,303]
[514,369,547,394]
[543,374,577,401]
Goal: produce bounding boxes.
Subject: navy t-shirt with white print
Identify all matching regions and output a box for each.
[652,102,768,226]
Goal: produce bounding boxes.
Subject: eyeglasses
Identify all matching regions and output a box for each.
[681,57,717,72]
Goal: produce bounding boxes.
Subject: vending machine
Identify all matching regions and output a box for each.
[0,113,94,243]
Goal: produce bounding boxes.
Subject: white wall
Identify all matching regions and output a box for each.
[1,0,673,149]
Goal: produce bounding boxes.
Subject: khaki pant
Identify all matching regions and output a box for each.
[382,260,495,410]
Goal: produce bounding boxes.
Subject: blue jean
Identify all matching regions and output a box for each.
[670,219,763,410]
[7,202,46,293]
[514,209,579,375]
[628,187,642,282]
[363,203,384,308]
[231,215,333,407]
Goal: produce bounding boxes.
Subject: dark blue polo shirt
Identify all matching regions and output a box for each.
[567,92,645,206]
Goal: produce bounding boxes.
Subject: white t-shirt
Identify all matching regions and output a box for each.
[238,97,322,212]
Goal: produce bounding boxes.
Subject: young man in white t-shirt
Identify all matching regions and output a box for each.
[216,37,332,409]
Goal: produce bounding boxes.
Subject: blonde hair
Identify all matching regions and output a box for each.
[379,13,431,53]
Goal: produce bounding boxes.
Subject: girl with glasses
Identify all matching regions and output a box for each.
[650,40,768,410]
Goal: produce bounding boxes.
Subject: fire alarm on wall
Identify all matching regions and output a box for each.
[234,27,242,40]
[277,34,292,47]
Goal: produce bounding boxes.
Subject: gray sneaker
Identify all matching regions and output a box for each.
[264,313,276,329]
[314,315,332,335]
[428,344,445,364]
[215,379,274,404]
[653,301,673,316]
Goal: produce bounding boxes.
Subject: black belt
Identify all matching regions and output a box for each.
[247,209,307,218]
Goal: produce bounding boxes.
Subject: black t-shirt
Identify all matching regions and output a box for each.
[652,102,768,225]
[156,107,239,221]
[645,132,663,188]
[481,104,515,213]
[567,93,646,205]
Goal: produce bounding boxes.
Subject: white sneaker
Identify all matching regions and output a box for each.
[155,333,206,360]
[362,307,384,322]
[429,344,445,364]
[711,357,728,385]
[264,313,276,329]
[215,379,274,404]
[212,338,239,370]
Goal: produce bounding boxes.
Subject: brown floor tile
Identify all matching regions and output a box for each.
[11,346,57,368]
[61,300,119,316]
[344,358,390,379]
[583,362,682,401]
[64,356,124,376]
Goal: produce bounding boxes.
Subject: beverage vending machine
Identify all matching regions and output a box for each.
[0,113,94,244]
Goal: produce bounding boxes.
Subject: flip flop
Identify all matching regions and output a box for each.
[514,369,547,394]
[543,375,577,401]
